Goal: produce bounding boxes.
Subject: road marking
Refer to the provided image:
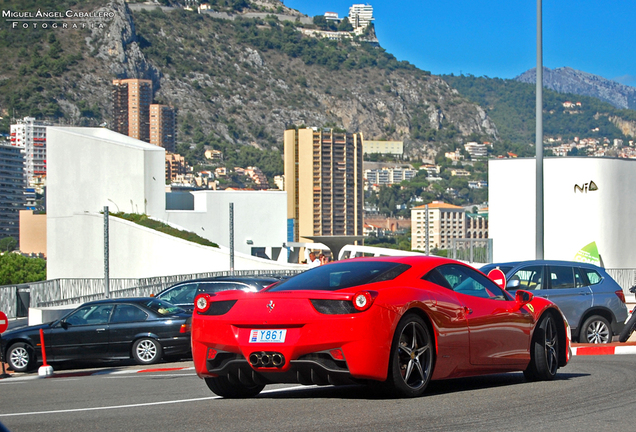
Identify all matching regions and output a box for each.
[0,385,311,417]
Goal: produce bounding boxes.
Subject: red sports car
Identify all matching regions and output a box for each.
[191,256,571,398]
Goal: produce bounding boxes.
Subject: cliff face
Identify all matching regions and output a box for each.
[0,0,499,159]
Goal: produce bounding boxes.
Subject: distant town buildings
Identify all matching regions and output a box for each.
[364,167,416,186]
[0,143,26,242]
[10,116,51,188]
[363,140,403,156]
[284,128,364,245]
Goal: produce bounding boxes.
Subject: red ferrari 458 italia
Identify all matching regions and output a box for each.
[191,256,571,398]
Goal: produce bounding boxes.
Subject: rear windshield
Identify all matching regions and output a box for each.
[267,261,410,292]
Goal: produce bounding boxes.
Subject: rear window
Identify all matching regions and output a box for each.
[583,269,602,285]
[267,261,411,292]
[140,299,186,316]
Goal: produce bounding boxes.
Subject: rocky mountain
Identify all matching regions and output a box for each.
[515,67,636,111]
[0,0,498,165]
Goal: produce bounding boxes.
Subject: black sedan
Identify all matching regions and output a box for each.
[154,276,283,312]
[0,297,192,372]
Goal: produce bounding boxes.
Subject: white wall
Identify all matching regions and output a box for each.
[47,127,166,219]
[164,190,288,257]
[47,127,300,279]
[489,157,636,268]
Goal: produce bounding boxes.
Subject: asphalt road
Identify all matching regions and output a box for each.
[1,356,636,432]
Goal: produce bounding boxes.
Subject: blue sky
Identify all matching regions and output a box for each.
[283,0,636,86]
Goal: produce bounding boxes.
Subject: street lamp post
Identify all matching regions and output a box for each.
[536,0,544,260]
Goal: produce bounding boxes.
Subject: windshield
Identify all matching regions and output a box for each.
[268,261,410,292]
[140,298,186,316]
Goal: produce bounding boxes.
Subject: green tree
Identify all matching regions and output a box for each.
[0,237,17,252]
[0,253,47,285]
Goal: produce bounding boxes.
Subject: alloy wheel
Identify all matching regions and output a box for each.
[397,321,433,390]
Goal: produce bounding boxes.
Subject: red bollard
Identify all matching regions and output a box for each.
[38,328,53,376]
[39,328,48,366]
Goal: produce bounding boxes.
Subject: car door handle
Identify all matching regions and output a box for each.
[96,328,106,332]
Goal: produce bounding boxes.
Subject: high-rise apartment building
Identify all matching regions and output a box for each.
[348,4,374,34]
[0,143,26,242]
[112,79,153,142]
[284,128,364,243]
[150,104,177,152]
[10,116,51,188]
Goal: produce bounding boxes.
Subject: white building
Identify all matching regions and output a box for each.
[10,117,52,188]
[47,127,301,279]
[348,4,374,34]
[464,142,488,159]
[489,157,636,269]
[365,167,415,186]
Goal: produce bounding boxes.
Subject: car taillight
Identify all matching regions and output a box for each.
[615,289,626,303]
[195,294,214,313]
[353,291,376,311]
[180,322,191,333]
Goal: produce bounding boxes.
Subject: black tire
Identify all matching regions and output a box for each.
[204,376,265,398]
[7,342,36,372]
[579,315,612,344]
[619,311,636,343]
[524,314,559,381]
[384,314,434,398]
[132,338,162,365]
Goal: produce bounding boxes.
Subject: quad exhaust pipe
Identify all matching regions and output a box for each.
[249,351,285,368]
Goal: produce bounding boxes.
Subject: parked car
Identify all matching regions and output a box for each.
[0,297,192,372]
[480,260,628,344]
[191,256,570,398]
[154,276,283,312]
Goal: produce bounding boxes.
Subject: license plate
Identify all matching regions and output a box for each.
[249,329,287,343]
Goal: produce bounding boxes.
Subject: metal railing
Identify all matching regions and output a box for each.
[450,238,493,264]
[0,269,304,319]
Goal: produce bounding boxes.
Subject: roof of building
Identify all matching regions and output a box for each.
[412,201,464,210]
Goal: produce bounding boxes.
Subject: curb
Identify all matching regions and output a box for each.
[571,342,636,356]
[0,366,194,381]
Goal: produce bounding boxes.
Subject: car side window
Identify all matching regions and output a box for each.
[584,269,602,285]
[65,304,113,326]
[509,266,543,291]
[427,264,509,300]
[111,304,149,323]
[159,283,198,304]
[548,266,576,289]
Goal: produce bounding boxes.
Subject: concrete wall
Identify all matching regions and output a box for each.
[489,157,636,268]
[164,190,288,257]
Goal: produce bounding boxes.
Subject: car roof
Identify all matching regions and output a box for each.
[82,297,157,306]
[486,260,604,271]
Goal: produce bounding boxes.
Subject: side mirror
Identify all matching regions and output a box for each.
[60,320,69,329]
[515,289,534,305]
[507,279,521,290]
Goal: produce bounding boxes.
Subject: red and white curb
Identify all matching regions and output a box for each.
[572,343,636,356]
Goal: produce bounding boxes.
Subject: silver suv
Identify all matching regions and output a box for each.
[480,260,628,343]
